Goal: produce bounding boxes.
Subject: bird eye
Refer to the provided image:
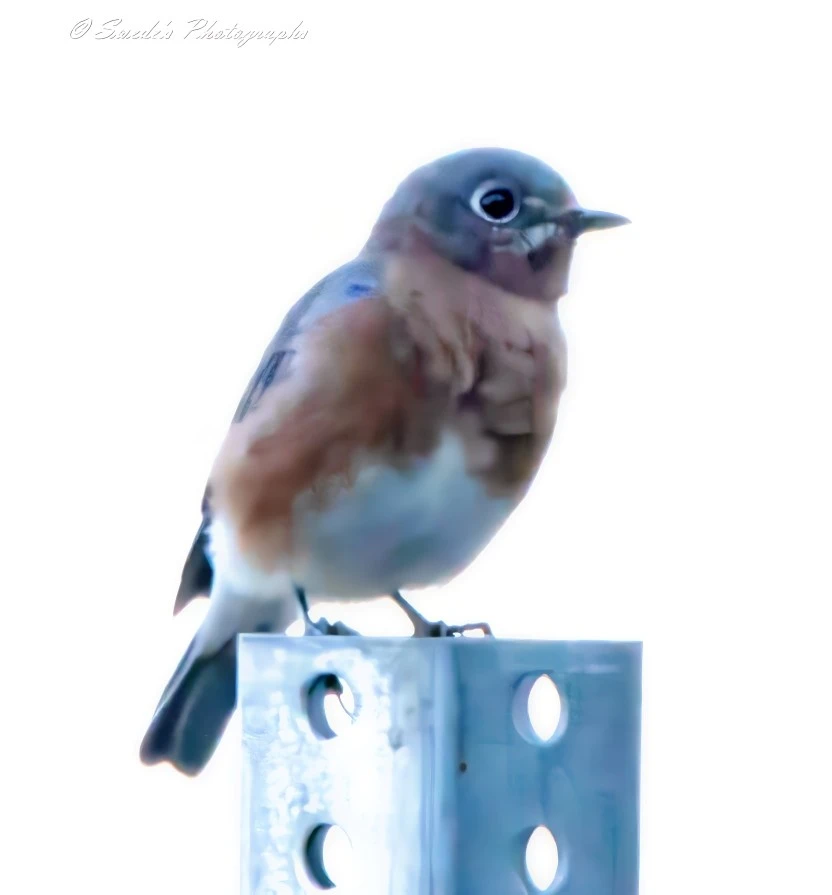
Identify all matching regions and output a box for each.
[470,181,519,224]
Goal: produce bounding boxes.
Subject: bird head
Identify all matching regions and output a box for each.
[367,147,629,301]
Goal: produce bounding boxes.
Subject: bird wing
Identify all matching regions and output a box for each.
[172,258,382,614]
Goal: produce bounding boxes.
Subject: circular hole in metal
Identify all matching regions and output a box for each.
[306,824,354,889]
[527,675,561,741]
[525,825,559,891]
[306,673,356,739]
[512,674,564,744]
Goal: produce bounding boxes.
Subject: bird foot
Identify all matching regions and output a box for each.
[303,616,362,637]
[411,618,494,638]
[389,590,493,638]
[296,586,361,637]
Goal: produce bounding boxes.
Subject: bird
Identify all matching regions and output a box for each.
[140,147,629,775]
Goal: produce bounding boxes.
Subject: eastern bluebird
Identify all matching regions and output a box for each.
[140,148,628,775]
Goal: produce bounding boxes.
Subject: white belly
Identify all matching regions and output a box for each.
[292,432,514,597]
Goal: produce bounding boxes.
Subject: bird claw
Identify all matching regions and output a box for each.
[389,589,493,638]
[411,619,494,638]
[304,616,362,637]
[296,586,361,637]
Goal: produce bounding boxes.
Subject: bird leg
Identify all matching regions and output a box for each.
[390,590,494,638]
[295,587,361,637]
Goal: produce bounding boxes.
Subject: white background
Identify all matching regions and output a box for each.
[2,1,830,893]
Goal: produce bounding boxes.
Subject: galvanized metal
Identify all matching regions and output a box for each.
[239,637,641,895]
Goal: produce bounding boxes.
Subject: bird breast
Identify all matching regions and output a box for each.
[291,429,516,597]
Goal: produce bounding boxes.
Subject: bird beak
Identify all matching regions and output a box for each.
[565,208,631,235]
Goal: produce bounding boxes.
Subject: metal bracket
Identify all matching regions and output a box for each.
[239,637,641,895]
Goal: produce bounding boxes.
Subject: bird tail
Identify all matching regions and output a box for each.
[139,633,238,776]
[140,592,300,776]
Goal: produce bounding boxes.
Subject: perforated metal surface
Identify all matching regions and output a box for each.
[239,637,641,895]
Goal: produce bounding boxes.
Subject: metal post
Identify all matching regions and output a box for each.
[239,637,641,895]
